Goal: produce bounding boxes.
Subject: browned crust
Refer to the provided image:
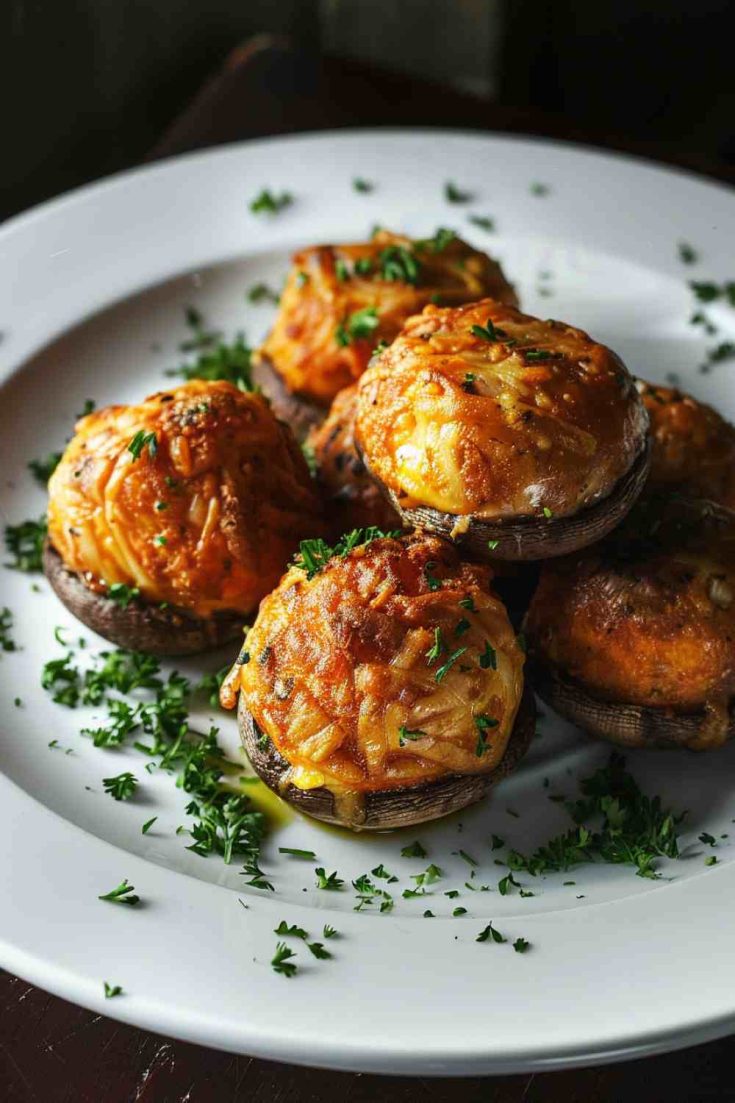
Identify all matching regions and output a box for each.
[531,659,735,751]
[358,436,651,563]
[238,684,536,829]
[43,541,246,656]
[252,353,326,442]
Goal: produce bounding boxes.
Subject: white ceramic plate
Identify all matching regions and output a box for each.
[1,131,735,1076]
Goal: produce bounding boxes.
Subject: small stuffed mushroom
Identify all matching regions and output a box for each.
[220,532,535,829]
[525,495,735,750]
[637,379,735,509]
[253,228,518,437]
[355,299,650,561]
[306,383,404,535]
[45,379,323,655]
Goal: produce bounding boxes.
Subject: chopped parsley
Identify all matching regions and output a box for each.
[127,431,157,461]
[274,920,308,940]
[102,772,138,801]
[271,941,298,977]
[542,506,554,519]
[28,452,62,485]
[293,526,399,579]
[434,646,467,683]
[513,937,530,954]
[335,306,380,346]
[487,539,499,551]
[308,942,332,960]
[5,516,47,572]
[278,846,317,860]
[468,214,495,231]
[678,242,698,265]
[479,641,497,670]
[171,332,253,392]
[524,348,552,362]
[398,725,427,746]
[377,244,421,285]
[699,832,717,847]
[459,596,476,612]
[425,627,446,664]
[689,280,735,304]
[506,753,683,880]
[141,816,157,835]
[247,282,280,305]
[401,840,428,859]
[498,872,520,896]
[474,714,499,756]
[352,177,374,193]
[323,924,338,939]
[424,561,442,591]
[314,867,344,891]
[705,855,718,866]
[104,982,123,998]
[250,189,293,215]
[530,182,550,196]
[0,608,16,654]
[476,921,506,943]
[445,181,472,203]
[415,227,456,253]
[98,879,140,906]
[454,617,471,637]
[471,319,506,343]
[107,583,140,609]
[453,907,467,916]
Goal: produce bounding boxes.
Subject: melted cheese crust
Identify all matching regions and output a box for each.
[355,299,648,520]
[257,230,518,406]
[637,380,735,509]
[47,380,322,617]
[526,497,735,710]
[236,535,525,793]
[307,384,402,533]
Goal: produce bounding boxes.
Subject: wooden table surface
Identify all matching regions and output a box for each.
[3,36,734,1103]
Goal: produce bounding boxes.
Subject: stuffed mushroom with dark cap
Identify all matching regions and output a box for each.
[355,299,650,561]
[220,531,535,829]
[525,495,735,750]
[45,380,323,655]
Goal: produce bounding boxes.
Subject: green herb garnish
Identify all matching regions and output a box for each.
[250,189,293,215]
[445,181,472,203]
[5,516,47,572]
[401,840,427,859]
[435,647,467,683]
[353,177,374,193]
[271,941,298,977]
[98,879,140,906]
[476,921,506,943]
[107,583,140,609]
[468,215,495,231]
[335,306,380,346]
[315,867,344,891]
[278,847,317,860]
[248,282,280,305]
[28,452,62,485]
[127,431,157,461]
[102,772,138,801]
[104,982,123,998]
[398,725,427,746]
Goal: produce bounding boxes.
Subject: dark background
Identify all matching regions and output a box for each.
[3,0,735,221]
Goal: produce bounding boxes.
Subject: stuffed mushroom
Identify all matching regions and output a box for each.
[220,531,535,829]
[525,495,735,750]
[355,299,650,561]
[253,228,518,437]
[637,379,735,509]
[306,383,403,534]
[45,379,323,655]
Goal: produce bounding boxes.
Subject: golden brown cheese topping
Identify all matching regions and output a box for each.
[355,299,648,521]
[257,229,518,406]
[526,496,735,711]
[47,380,322,617]
[306,384,403,534]
[637,380,735,509]
[229,535,525,793]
